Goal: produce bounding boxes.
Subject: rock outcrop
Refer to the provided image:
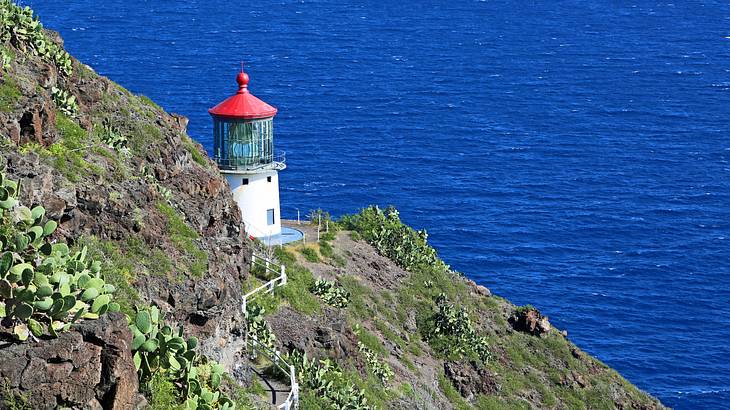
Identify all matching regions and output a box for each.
[509,305,552,336]
[0,25,251,371]
[0,313,141,410]
[0,16,255,408]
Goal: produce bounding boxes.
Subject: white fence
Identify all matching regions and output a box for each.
[243,252,299,410]
[247,337,300,410]
[242,253,287,314]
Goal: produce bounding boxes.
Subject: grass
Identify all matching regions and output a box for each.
[157,202,208,278]
[1,378,29,410]
[273,248,321,314]
[374,318,406,350]
[339,274,373,319]
[147,372,181,410]
[438,372,470,410]
[129,122,163,157]
[270,210,662,409]
[124,237,174,278]
[183,136,208,167]
[40,113,104,182]
[354,325,387,356]
[348,368,390,409]
[319,240,334,258]
[0,77,21,112]
[224,374,263,409]
[92,145,128,181]
[299,245,320,263]
[243,277,281,314]
[77,236,142,317]
[300,391,330,410]
[139,94,162,111]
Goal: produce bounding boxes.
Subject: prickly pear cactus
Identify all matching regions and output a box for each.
[0,0,74,76]
[0,170,118,340]
[129,306,236,410]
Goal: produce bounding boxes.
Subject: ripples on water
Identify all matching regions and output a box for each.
[30,1,730,408]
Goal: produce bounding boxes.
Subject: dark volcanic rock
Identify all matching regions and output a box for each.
[0,313,141,410]
[443,361,499,400]
[509,306,551,336]
[0,27,252,371]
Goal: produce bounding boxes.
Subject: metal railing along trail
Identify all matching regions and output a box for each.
[243,252,299,410]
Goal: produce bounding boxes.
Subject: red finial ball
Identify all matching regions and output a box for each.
[236,71,249,91]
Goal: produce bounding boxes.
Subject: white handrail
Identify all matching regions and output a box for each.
[242,253,287,315]
[243,252,299,409]
[247,337,299,410]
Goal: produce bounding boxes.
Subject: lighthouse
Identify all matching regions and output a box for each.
[209,67,285,239]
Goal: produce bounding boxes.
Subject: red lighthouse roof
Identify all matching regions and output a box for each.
[208,67,278,120]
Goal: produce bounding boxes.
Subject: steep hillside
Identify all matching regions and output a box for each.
[0,3,665,409]
[243,211,665,409]
[0,3,250,406]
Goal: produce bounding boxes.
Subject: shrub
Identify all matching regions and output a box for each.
[424,293,491,364]
[299,246,320,263]
[245,303,275,348]
[310,278,350,308]
[319,240,334,258]
[357,341,394,385]
[95,118,128,151]
[0,1,74,76]
[51,86,78,116]
[289,350,375,410]
[341,206,448,273]
[129,306,236,409]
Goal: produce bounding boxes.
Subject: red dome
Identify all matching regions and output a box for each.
[208,69,277,120]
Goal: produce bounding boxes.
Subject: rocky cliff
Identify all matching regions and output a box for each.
[0,7,251,408]
[0,6,665,410]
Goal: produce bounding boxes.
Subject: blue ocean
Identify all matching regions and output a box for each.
[30,1,729,408]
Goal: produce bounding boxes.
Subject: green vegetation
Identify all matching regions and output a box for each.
[0,76,20,112]
[148,372,179,410]
[157,202,208,278]
[0,0,74,76]
[245,303,275,348]
[138,94,161,111]
[76,237,141,317]
[0,171,118,340]
[273,248,320,315]
[51,86,78,116]
[438,372,470,410]
[423,293,491,363]
[354,325,387,356]
[341,205,447,272]
[183,136,208,167]
[41,113,104,182]
[318,240,334,258]
[357,341,393,385]
[0,46,12,70]
[299,246,320,263]
[94,118,128,151]
[1,378,29,410]
[310,278,350,308]
[130,306,236,409]
[289,350,375,410]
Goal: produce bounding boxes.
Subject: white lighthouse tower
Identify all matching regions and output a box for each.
[209,67,285,239]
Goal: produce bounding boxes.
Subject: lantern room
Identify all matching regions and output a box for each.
[209,67,286,240]
[209,70,281,170]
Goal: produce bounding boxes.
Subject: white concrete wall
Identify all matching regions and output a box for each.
[224,170,281,238]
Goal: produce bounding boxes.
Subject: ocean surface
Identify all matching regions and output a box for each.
[29,1,729,408]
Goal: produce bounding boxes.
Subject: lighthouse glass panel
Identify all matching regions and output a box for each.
[213,118,274,170]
